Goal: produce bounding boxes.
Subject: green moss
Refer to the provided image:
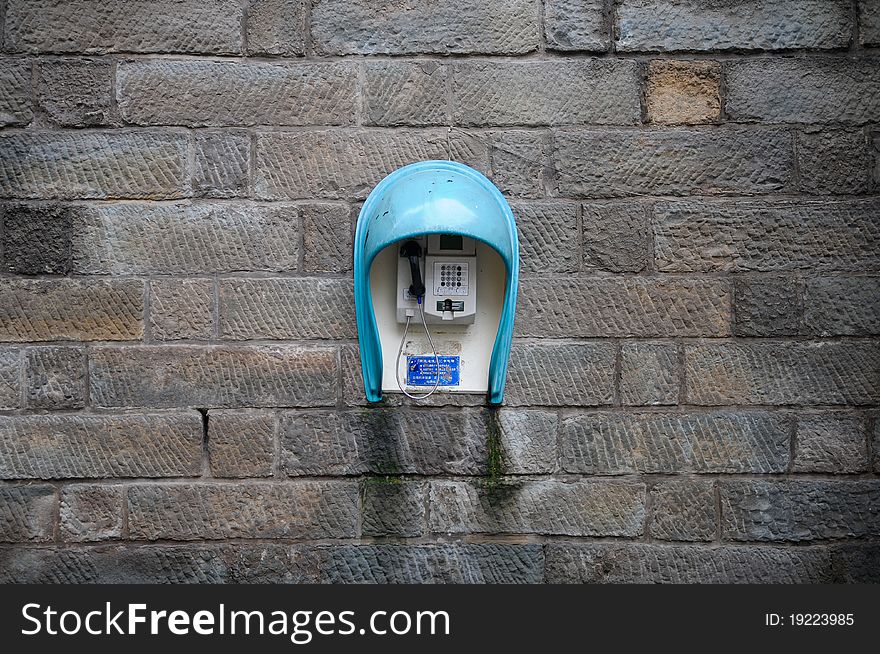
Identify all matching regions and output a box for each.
[364,474,403,485]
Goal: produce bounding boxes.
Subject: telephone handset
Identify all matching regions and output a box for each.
[396,234,477,324]
[399,240,426,299]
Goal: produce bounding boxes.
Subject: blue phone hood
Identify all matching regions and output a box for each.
[354,161,519,404]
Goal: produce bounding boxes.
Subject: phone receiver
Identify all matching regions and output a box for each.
[400,240,425,299]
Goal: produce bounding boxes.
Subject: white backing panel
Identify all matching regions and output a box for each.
[371,239,505,394]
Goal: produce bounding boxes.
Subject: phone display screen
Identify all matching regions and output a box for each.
[439,234,463,251]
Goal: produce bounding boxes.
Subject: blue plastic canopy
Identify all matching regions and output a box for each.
[354,161,519,404]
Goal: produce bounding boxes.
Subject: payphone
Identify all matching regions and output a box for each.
[392,234,479,398]
[397,235,477,324]
[353,161,519,404]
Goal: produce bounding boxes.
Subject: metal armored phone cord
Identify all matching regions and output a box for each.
[395,296,441,400]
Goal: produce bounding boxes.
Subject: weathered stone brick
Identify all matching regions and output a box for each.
[0,413,202,479]
[545,543,833,583]
[834,543,880,583]
[510,201,578,274]
[311,0,539,55]
[429,480,645,537]
[654,198,880,272]
[340,344,368,407]
[246,0,306,56]
[217,544,319,582]
[862,0,880,46]
[0,58,32,126]
[582,202,649,272]
[873,417,880,474]
[255,130,448,200]
[60,485,123,541]
[685,342,880,405]
[0,485,56,542]
[150,279,215,341]
[364,61,448,127]
[280,409,487,476]
[118,60,355,126]
[208,411,276,478]
[90,345,337,408]
[646,60,720,125]
[454,60,640,126]
[0,544,320,583]
[72,203,299,274]
[734,278,802,337]
[219,278,356,340]
[0,348,20,410]
[0,279,143,342]
[4,0,244,54]
[37,59,112,126]
[721,480,880,542]
[9,542,859,583]
[280,410,366,475]
[25,346,86,409]
[128,481,359,540]
[794,414,868,474]
[362,480,426,537]
[517,278,730,337]
[0,131,188,199]
[874,132,880,187]
[492,410,557,474]
[301,203,353,273]
[222,545,322,583]
[797,130,871,195]
[492,131,547,198]
[544,0,608,51]
[620,342,679,406]
[562,411,790,474]
[2,203,72,274]
[617,0,852,52]
[447,129,491,175]
[316,544,543,583]
[193,131,250,198]
[726,58,880,125]
[555,127,793,197]
[650,480,716,542]
[506,343,616,406]
[803,277,880,336]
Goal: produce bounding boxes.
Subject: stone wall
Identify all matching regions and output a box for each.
[0,0,878,582]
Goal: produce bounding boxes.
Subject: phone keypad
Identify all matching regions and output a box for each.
[434,262,469,296]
